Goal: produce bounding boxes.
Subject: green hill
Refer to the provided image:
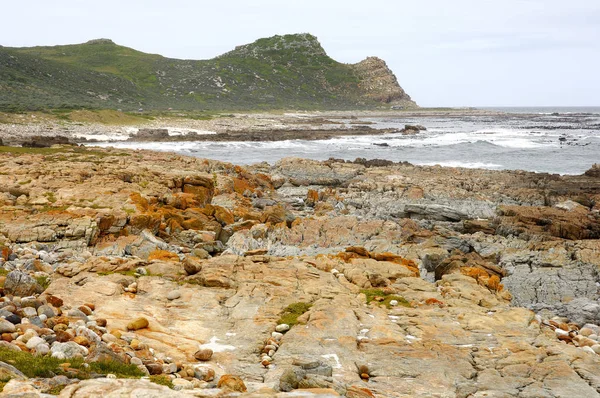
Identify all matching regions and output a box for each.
[0,34,416,111]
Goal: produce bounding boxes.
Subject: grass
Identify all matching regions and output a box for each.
[149,375,174,389]
[0,347,144,384]
[35,275,51,290]
[360,289,411,309]
[277,302,312,326]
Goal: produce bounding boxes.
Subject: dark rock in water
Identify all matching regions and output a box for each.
[372,142,390,147]
[353,158,395,168]
[22,135,70,148]
[585,164,600,178]
[559,137,567,142]
[401,124,427,135]
[129,128,170,141]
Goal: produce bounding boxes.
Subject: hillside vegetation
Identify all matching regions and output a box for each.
[0,34,415,111]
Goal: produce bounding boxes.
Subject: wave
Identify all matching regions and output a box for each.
[417,161,504,169]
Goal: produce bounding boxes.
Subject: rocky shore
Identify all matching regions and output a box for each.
[0,109,499,145]
[1,144,600,397]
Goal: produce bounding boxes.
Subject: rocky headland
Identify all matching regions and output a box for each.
[1,145,600,397]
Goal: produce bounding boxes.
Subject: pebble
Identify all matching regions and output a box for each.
[275,324,290,333]
[127,317,149,331]
[167,291,181,300]
[130,357,143,366]
[271,332,284,340]
[194,348,213,361]
[389,300,399,307]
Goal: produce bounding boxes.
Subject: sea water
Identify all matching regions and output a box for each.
[90,107,600,175]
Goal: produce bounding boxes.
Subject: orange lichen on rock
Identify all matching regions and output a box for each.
[425,298,445,307]
[147,249,180,262]
[306,189,319,207]
[340,247,420,276]
[129,192,149,212]
[460,267,504,292]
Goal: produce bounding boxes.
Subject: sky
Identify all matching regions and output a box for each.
[1,0,599,107]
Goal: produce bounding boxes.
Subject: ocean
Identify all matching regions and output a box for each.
[91,107,600,175]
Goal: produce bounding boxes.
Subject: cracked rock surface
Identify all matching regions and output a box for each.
[1,147,600,397]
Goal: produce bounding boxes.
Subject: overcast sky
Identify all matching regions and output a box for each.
[2,0,598,107]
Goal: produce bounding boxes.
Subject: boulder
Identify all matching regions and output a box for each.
[3,270,44,296]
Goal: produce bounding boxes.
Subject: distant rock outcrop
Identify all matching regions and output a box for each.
[353,56,416,106]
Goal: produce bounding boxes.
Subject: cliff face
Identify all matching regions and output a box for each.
[353,56,416,106]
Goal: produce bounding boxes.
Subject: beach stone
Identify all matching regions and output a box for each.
[5,314,21,325]
[172,378,193,391]
[127,317,149,330]
[3,271,43,297]
[130,357,143,366]
[272,331,284,340]
[217,374,247,392]
[194,348,213,361]
[33,343,50,355]
[163,363,178,374]
[0,319,16,333]
[0,361,26,381]
[51,341,88,359]
[194,366,215,381]
[25,336,45,350]
[167,291,181,300]
[275,324,290,332]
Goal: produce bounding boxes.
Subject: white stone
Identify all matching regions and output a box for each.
[275,324,290,333]
[26,336,46,350]
[389,300,399,307]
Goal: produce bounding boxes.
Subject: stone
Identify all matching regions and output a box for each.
[275,324,290,333]
[127,317,149,331]
[0,361,26,381]
[3,270,43,297]
[167,291,181,300]
[51,341,88,359]
[217,374,247,392]
[194,348,213,361]
[0,319,16,334]
[194,366,215,381]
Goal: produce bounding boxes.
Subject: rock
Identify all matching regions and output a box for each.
[3,270,44,296]
[127,317,149,331]
[25,336,45,350]
[51,341,88,359]
[194,348,213,361]
[193,366,215,381]
[172,378,193,390]
[0,361,27,381]
[0,319,16,334]
[275,324,291,333]
[58,378,184,397]
[404,204,468,222]
[167,290,181,300]
[183,256,203,275]
[217,374,247,392]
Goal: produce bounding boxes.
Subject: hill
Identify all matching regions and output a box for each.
[0,34,416,111]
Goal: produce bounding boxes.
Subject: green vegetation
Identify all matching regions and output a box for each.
[0,347,144,382]
[0,34,414,112]
[35,275,51,290]
[149,375,174,389]
[360,289,411,309]
[277,302,312,326]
